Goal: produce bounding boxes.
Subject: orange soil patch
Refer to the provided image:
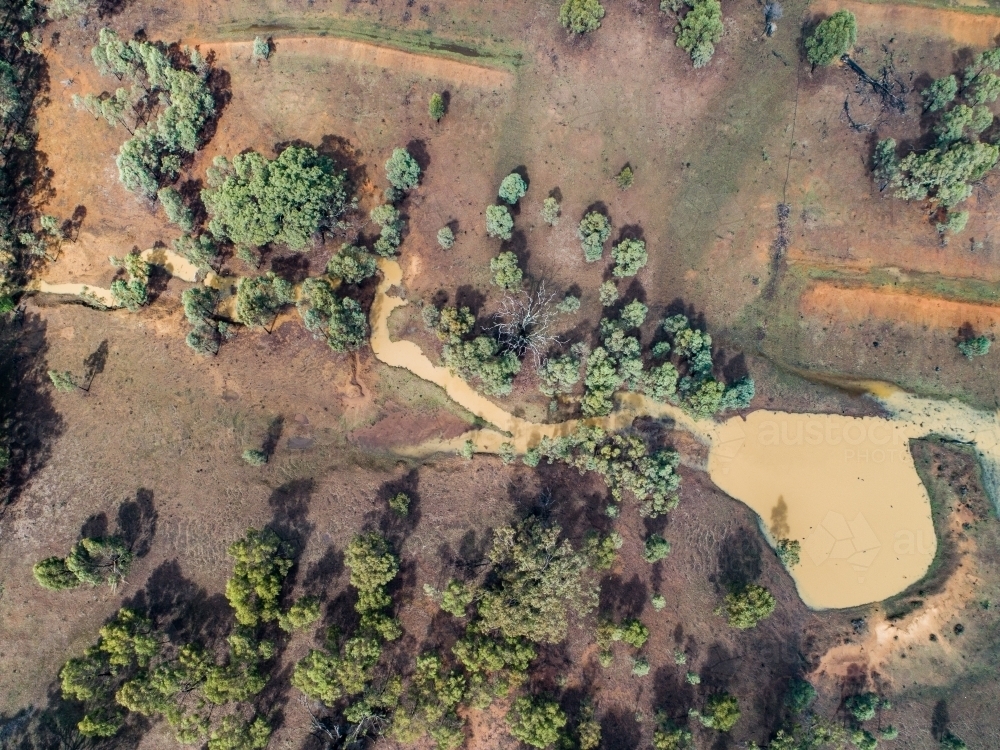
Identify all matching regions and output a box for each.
[810,0,1000,46]
[800,282,1000,331]
[199,36,514,90]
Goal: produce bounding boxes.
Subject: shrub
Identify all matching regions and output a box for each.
[437,226,455,249]
[370,203,405,257]
[611,238,648,277]
[296,278,367,352]
[429,92,446,121]
[174,233,218,271]
[805,10,857,66]
[675,0,724,68]
[673,649,687,664]
[499,441,517,464]
[242,449,267,466]
[556,295,579,313]
[541,196,560,225]
[109,252,150,311]
[389,492,410,516]
[491,251,523,290]
[583,530,622,570]
[785,679,817,714]
[507,695,567,749]
[385,147,421,192]
[33,556,82,590]
[598,281,619,306]
[618,619,649,648]
[486,205,514,240]
[203,147,349,250]
[442,336,521,396]
[923,75,958,112]
[236,273,294,329]
[697,693,740,732]
[775,538,801,567]
[49,370,77,392]
[539,349,583,397]
[940,734,968,750]
[880,726,899,740]
[157,187,194,232]
[845,693,880,722]
[578,212,611,262]
[643,534,671,562]
[631,657,650,676]
[615,165,634,190]
[716,584,776,629]
[958,334,991,359]
[326,244,377,284]
[559,0,605,34]
[66,537,133,589]
[937,210,969,235]
[498,172,527,205]
[652,594,666,611]
[686,671,700,685]
[252,36,271,61]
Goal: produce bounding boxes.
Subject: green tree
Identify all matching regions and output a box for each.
[498,173,527,205]
[697,693,740,732]
[443,337,521,396]
[940,733,968,750]
[578,211,611,262]
[653,723,692,750]
[66,537,133,589]
[491,251,523,290]
[429,92,446,120]
[775,538,801,567]
[370,203,405,257]
[424,304,476,344]
[598,280,618,306]
[716,584,776,629]
[389,492,410,516]
[923,75,958,112]
[174,233,219,271]
[203,147,349,251]
[109,252,150,311]
[33,556,82,590]
[938,210,970,235]
[385,147,421,192]
[785,679,817,714]
[616,165,634,190]
[674,0,723,68]
[643,533,671,562]
[437,226,455,249]
[278,596,321,632]
[559,0,605,33]
[611,238,647,277]
[845,692,880,722]
[225,528,295,627]
[583,530,622,570]
[541,196,561,226]
[958,334,990,358]
[48,370,78,392]
[242,449,267,466]
[507,695,567,749]
[805,10,857,66]
[486,204,514,240]
[157,186,195,232]
[477,516,597,643]
[235,273,293,329]
[326,244,377,284]
[539,348,583,397]
[207,715,271,750]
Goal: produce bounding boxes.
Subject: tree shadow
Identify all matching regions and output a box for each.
[616,224,645,243]
[262,415,284,458]
[96,0,131,18]
[714,527,763,591]
[270,253,311,284]
[405,139,431,174]
[700,642,738,693]
[82,339,109,391]
[318,134,368,193]
[116,488,157,558]
[80,512,108,538]
[598,573,648,620]
[200,64,232,151]
[301,545,344,600]
[931,699,949,741]
[0,311,64,510]
[373,468,422,539]
[455,284,487,320]
[600,708,642,750]
[266,478,316,549]
[652,664,696,721]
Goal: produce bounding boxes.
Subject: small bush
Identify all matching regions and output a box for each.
[598,281,618,306]
[805,10,857,66]
[437,226,455,249]
[33,557,81,590]
[385,147,421,192]
[389,492,410,516]
[578,212,611,262]
[643,534,671,562]
[775,538,801,567]
[556,295,580,313]
[631,657,650,676]
[612,238,648,277]
[559,0,605,33]
[958,335,991,359]
[491,251,523,290]
[542,196,561,225]
[499,172,528,205]
[429,92,446,120]
[616,165,634,189]
[716,584,776,629]
[48,370,77,392]
[685,671,701,685]
[252,36,271,61]
[242,449,267,466]
[486,205,514,240]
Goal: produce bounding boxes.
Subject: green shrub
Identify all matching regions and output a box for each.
[252,36,271,61]
[429,92,446,121]
[697,693,740,732]
[49,370,77,392]
[559,0,605,34]
[236,273,293,329]
[611,238,648,277]
[203,147,349,250]
[643,534,671,562]
[674,0,724,68]
[157,186,194,232]
[498,173,527,205]
[775,538,801,567]
[541,196,560,226]
[486,205,514,240]
[326,244,377,284]
[615,165,634,189]
[958,335,991,359]
[491,251,523,290]
[937,210,970,235]
[385,147,421,192]
[556,295,579,313]
[437,226,455,249]
[242,449,267,466]
[923,75,958,112]
[652,594,666,610]
[33,556,82,590]
[845,693,880,722]
[507,695,567,749]
[389,492,410,516]
[618,619,649,648]
[631,657,650,676]
[805,10,857,66]
[578,212,611,262]
[716,584,775,629]
[785,679,817,715]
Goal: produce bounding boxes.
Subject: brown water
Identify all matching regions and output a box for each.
[372,259,1000,610]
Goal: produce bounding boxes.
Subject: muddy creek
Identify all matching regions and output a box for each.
[372,259,1000,610]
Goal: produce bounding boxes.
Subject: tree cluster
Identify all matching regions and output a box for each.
[297,277,368,353]
[34,536,133,591]
[109,251,151,311]
[873,46,1000,233]
[672,0,724,68]
[76,29,216,200]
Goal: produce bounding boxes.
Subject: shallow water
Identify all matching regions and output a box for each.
[372,259,1000,609]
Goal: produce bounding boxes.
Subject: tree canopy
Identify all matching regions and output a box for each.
[674,0,724,68]
[559,0,605,34]
[202,146,350,251]
[805,10,857,66]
